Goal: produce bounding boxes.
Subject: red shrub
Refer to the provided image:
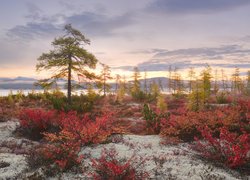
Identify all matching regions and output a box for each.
[142,104,170,134]
[160,107,242,142]
[19,109,55,129]
[57,111,116,145]
[38,111,119,171]
[19,108,57,140]
[237,98,250,122]
[91,147,148,180]
[193,126,250,168]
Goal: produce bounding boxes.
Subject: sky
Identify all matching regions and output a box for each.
[0,0,250,79]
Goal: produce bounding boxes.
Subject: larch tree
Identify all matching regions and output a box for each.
[115,74,121,93]
[143,71,148,95]
[130,67,142,99]
[213,69,219,94]
[221,69,227,91]
[200,65,212,103]
[97,63,112,96]
[231,67,242,94]
[188,67,196,92]
[167,65,172,92]
[36,24,98,104]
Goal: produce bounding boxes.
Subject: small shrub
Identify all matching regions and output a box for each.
[19,108,57,140]
[193,126,250,169]
[142,104,169,134]
[91,147,149,180]
[27,142,83,175]
[160,107,242,142]
[34,111,119,172]
[57,111,116,145]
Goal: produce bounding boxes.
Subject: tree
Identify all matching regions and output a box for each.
[97,63,112,96]
[200,65,212,103]
[150,80,160,100]
[213,69,219,94]
[188,67,196,92]
[130,67,143,99]
[157,94,167,112]
[231,67,242,94]
[143,71,148,95]
[171,68,184,94]
[36,24,98,104]
[115,74,121,93]
[221,69,227,91]
[116,76,127,103]
[188,79,204,111]
[167,66,172,93]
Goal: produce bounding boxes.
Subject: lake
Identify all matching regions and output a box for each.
[0,88,173,97]
[0,89,89,97]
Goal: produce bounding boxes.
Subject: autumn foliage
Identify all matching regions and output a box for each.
[160,106,244,142]
[19,108,121,171]
[193,126,250,168]
[19,108,58,140]
[91,147,149,180]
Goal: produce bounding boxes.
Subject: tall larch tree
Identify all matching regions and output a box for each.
[231,67,242,94]
[98,63,112,96]
[130,67,142,99]
[188,67,196,92]
[36,24,98,104]
[200,65,212,103]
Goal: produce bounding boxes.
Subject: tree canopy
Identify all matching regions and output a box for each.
[36,24,98,104]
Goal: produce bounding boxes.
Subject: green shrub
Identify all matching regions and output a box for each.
[142,104,169,134]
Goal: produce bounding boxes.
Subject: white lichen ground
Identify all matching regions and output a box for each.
[0,121,28,180]
[0,121,249,180]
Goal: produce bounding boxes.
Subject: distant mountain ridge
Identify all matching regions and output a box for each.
[0,76,171,90]
[0,76,37,82]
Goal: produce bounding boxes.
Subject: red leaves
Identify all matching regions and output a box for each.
[19,108,56,130]
[194,126,250,168]
[57,111,115,145]
[37,111,117,171]
[18,108,58,140]
[160,107,242,142]
[91,147,148,180]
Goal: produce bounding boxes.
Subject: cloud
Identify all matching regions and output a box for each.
[115,45,250,71]
[25,2,43,21]
[147,0,250,14]
[126,48,167,54]
[153,45,250,59]
[116,61,250,72]
[65,12,135,37]
[6,10,135,41]
[7,22,61,40]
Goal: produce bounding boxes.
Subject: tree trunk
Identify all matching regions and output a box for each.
[68,56,72,104]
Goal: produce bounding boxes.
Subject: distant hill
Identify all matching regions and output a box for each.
[0,76,171,90]
[0,77,38,89]
[0,76,37,82]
